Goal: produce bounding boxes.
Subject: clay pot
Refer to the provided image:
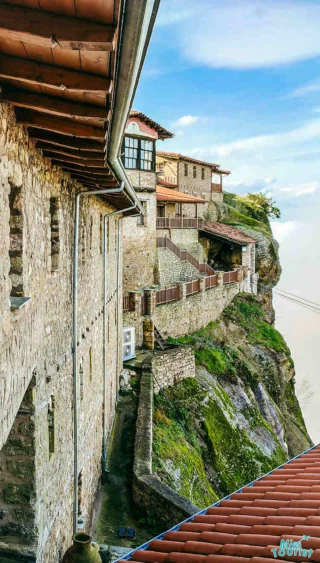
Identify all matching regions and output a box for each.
[63,533,102,563]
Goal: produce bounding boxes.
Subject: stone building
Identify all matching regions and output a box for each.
[122,112,174,291]
[156,151,231,216]
[0,1,160,561]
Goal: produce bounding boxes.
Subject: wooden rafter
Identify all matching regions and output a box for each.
[0,55,112,93]
[0,4,115,51]
[36,143,104,160]
[15,109,105,138]
[62,166,112,177]
[0,88,109,119]
[48,154,106,167]
[28,129,105,151]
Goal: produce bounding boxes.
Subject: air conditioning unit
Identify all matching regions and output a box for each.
[123,326,135,361]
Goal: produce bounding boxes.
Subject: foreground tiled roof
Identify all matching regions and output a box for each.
[201,222,257,245]
[156,151,220,170]
[116,444,320,563]
[130,111,174,140]
[157,186,207,204]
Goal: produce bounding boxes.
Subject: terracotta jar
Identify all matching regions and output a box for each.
[63,533,102,563]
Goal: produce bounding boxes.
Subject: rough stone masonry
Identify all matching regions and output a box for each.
[0,104,122,562]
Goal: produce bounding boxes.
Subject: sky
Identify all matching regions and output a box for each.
[134,0,320,444]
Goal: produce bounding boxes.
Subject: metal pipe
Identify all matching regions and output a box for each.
[72,184,127,534]
[102,203,138,471]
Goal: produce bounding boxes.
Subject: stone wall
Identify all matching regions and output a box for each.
[133,372,199,529]
[157,229,206,262]
[154,281,241,339]
[144,347,195,394]
[123,170,157,291]
[0,104,122,562]
[157,248,202,287]
[124,277,243,348]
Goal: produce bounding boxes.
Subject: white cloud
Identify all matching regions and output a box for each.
[271,220,298,242]
[159,0,320,69]
[190,118,320,160]
[172,115,200,128]
[289,79,320,98]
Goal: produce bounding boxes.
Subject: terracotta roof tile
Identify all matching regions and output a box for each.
[115,445,320,563]
[157,178,178,188]
[201,222,257,245]
[156,185,207,204]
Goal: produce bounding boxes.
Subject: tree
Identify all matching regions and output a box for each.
[245,193,281,219]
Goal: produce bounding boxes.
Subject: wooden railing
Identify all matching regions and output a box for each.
[205,274,218,289]
[157,237,215,276]
[212,182,222,193]
[186,279,200,296]
[223,270,238,284]
[156,286,180,305]
[141,294,148,315]
[123,294,133,311]
[156,217,204,230]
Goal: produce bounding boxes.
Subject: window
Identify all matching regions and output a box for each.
[193,166,197,179]
[89,347,93,381]
[123,136,155,171]
[48,395,55,456]
[89,216,93,254]
[50,197,61,270]
[79,361,84,400]
[100,214,103,254]
[9,184,24,297]
[78,472,83,517]
[157,162,164,173]
[137,201,147,226]
[201,168,205,180]
[157,205,165,217]
[81,219,86,261]
[184,163,188,177]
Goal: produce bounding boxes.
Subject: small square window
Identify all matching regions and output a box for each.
[193,166,197,179]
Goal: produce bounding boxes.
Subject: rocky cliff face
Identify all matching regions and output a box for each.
[152,193,312,507]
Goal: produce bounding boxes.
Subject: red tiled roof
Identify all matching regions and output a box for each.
[202,222,257,245]
[157,178,178,188]
[156,151,220,171]
[130,111,174,140]
[115,444,320,563]
[157,186,207,204]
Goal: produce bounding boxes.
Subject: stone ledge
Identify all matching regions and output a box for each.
[133,371,199,529]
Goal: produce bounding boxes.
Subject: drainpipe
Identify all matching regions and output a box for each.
[102,203,139,472]
[72,184,130,534]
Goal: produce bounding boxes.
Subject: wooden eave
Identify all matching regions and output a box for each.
[0,0,134,210]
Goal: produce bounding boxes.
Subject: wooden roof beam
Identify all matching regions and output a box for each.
[0,55,112,93]
[66,171,114,181]
[28,129,105,151]
[62,165,112,176]
[0,4,116,51]
[0,87,109,119]
[48,154,106,168]
[15,109,105,139]
[36,143,104,160]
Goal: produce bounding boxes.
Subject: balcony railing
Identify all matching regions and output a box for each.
[123,294,133,311]
[156,217,204,229]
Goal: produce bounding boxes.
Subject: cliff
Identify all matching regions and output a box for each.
[152,193,312,507]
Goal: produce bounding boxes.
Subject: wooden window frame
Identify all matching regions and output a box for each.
[122,136,155,172]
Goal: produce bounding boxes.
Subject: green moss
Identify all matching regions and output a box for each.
[224,295,289,354]
[222,204,271,236]
[153,378,287,501]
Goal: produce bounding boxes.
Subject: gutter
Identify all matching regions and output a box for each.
[106,0,161,215]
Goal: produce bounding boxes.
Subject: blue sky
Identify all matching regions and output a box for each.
[135,0,320,441]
